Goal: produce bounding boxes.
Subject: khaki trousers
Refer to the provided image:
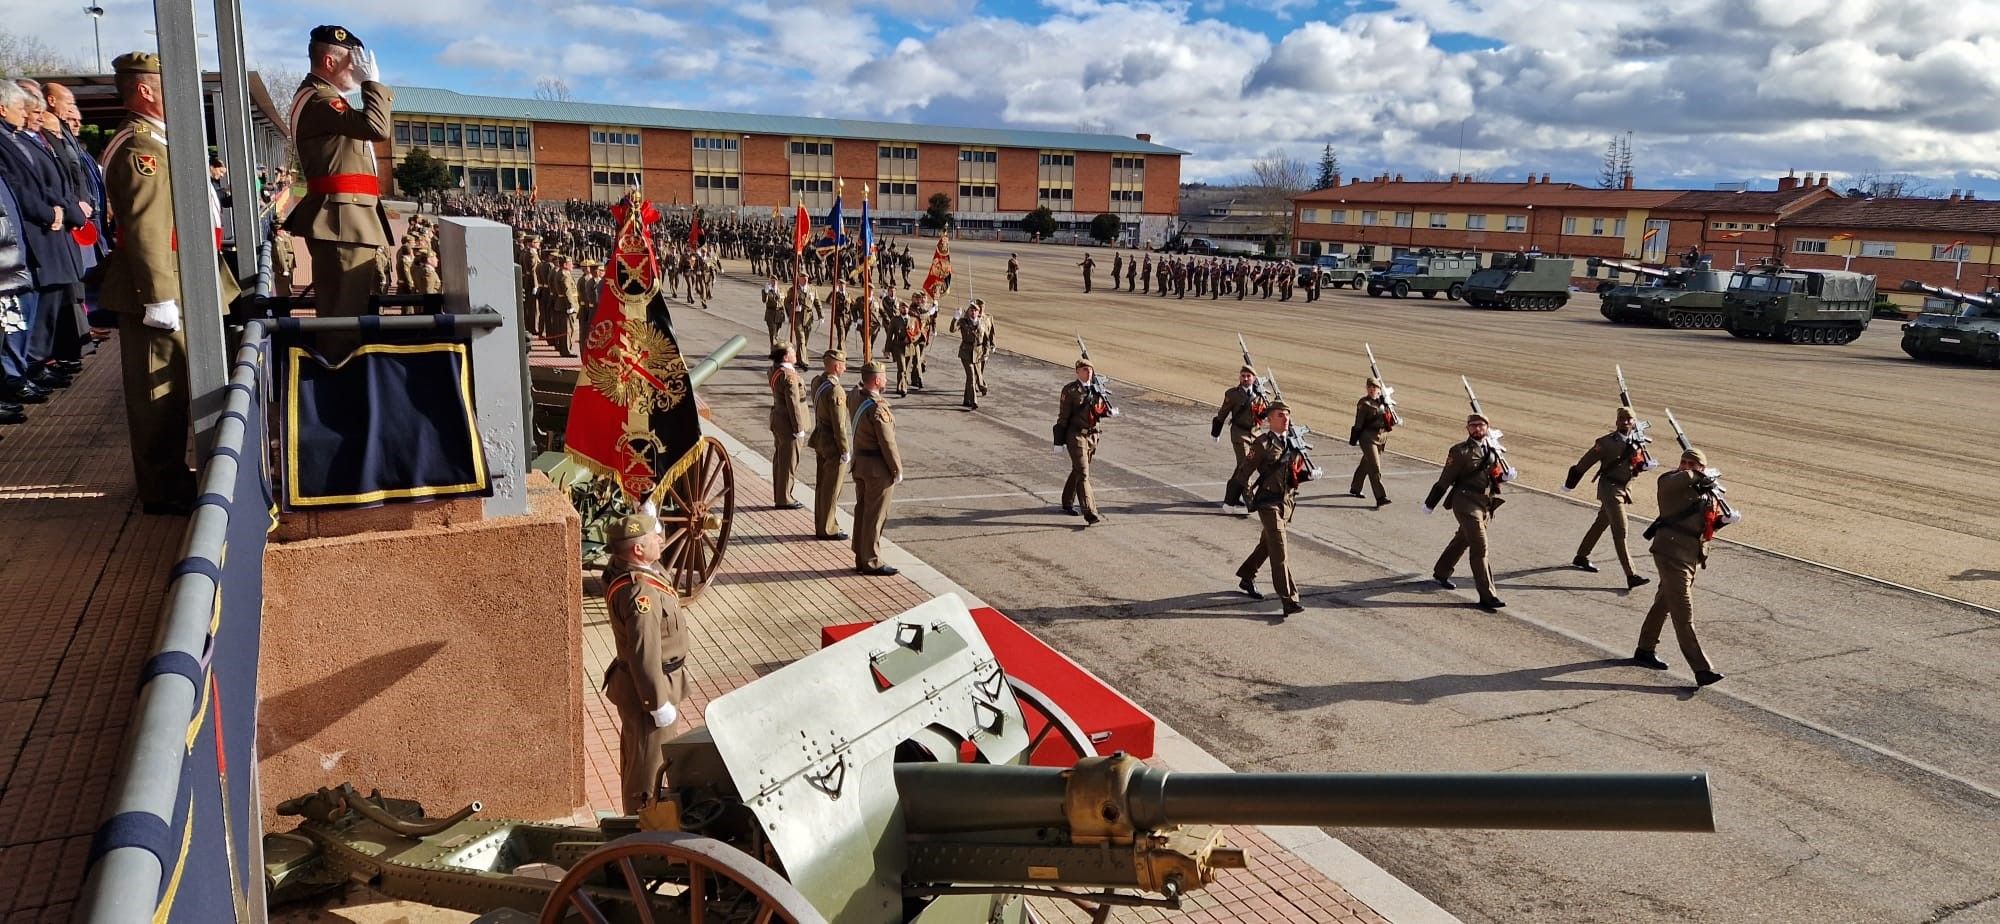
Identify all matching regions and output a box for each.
[1237,500,1299,602]
[1638,554,1713,672]
[306,239,381,318]
[118,313,194,506]
[852,470,895,569]
[960,351,987,404]
[1224,425,1255,505]
[771,429,801,504]
[814,452,847,537]
[605,666,677,814]
[1434,501,1497,599]
[1577,487,1639,577]
[1063,432,1099,516]
[1350,440,1387,502]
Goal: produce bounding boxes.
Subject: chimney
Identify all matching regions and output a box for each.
[1525,174,1536,186]
[1330,172,1341,188]
[1950,190,1962,202]
[1393,173,1404,183]
[1778,170,1798,192]
[1135,132,1151,142]
[1542,173,1552,184]
[1449,173,1460,184]
[1622,174,1634,190]
[1816,173,1828,188]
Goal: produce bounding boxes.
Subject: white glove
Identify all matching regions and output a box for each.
[794,431,806,439]
[1212,434,1221,443]
[1107,408,1121,418]
[893,473,904,485]
[1422,505,1436,515]
[840,452,850,464]
[1559,485,1572,493]
[142,300,182,332]
[350,46,381,84]
[649,702,678,728]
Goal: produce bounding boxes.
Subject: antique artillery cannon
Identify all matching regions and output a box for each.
[265,595,1713,923]
[1898,280,2000,365]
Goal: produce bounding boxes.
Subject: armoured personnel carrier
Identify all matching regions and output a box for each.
[1899,280,2000,364]
[262,595,1713,924]
[1589,258,1731,326]
[1462,254,1576,310]
[1366,250,1481,300]
[1720,259,1875,344]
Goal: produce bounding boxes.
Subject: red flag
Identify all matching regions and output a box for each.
[920,234,953,297]
[689,209,704,249]
[1829,231,1856,241]
[793,203,811,255]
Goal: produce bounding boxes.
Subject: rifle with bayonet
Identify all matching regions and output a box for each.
[1642,410,1741,540]
[1077,333,1118,419]
[1568,366,1657,490]
[1260,369,1321,489]
[1426,377,1517,513]
[1354,344,1400,445]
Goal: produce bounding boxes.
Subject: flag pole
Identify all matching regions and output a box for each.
[791,200,804,357]
[832,178,845,355]
[861,183,873,363]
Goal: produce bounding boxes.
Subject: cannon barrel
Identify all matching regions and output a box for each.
[1900,279,1996,309]
[896,762,1713,835]
[1588,257,1672,280]
[687,334,749,389]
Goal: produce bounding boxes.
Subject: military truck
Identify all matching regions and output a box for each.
[1589,258,1731,326]
[1720,259,1875,344]
[1899,280,2000,364]
[1462,254,1576,310]
[1366,250,1481,300]
[1300,252,1369,289]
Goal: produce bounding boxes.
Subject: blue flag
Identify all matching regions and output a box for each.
[822,193,845,248]
[861,196,873,263]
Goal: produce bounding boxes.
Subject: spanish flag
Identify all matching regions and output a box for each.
[1829,232,1856,241]
[793,202,811,255]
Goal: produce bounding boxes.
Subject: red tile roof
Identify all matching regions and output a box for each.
[1293,179,1682,209]
[1781,197,2000,235]
[1656,186,1833,215]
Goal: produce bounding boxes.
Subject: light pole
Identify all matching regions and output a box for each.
[85,6,105,73]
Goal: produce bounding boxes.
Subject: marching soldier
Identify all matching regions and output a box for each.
[1124,254,1137,291]
[1565,407,1654,588]
[1057,356,1114,525]
[601,514,689,812]
[889,302,926,396]
[1210,365,1267,512]
[850,362,902,576]
[1006,253,1020,291]
[1111,252,1123,289]
[1424,412,1511,612]
[808,349,850,541]
[768,343,808,510]
[1347,378,1395,507]
[285,25,394,322]
[1078,253,1095,293]
[762,276,786,344]
[1632,448,1732,687]
[1234,401,1309,616]
[949,300,995,409]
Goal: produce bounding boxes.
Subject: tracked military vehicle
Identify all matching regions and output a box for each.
[1589,258,1731,326]
[1462,254,1575,310]
[1720,259,1875,344]
[1899,280,2000,364]
[1366,250,1480,300]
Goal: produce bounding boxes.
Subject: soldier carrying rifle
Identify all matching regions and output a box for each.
[1213,335,1272,514]
[1234,385,1319,617]
[1056,337,1118,526]
[1632,411,1740,688]
[1425,378,1515,613]
[1565,366,1656,589]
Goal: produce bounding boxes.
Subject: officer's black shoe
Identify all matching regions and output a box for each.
[1433,576,1457,590]
[774,501,805,510]
[1631,650,1669,670]
[1237,577,1264,600]
[817,531,850,541]
[3,381,49,404]
[1627,574,1652,589]
[56,360,84,375]
[1375,498,1392,508]
[1572,558,1600,573]
[1281,601,1306,616]
[1694,670,1725,687]
[1083,513,1103,526]
[1477,596,1506,612]
[0,403,24,425]
[856,564,900,577]
[1061,506,1081,516]
[1346,490,1363,498]
[29,369,70,389]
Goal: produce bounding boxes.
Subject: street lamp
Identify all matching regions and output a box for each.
[85,6,104,73]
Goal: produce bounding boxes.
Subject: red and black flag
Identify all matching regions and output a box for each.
[565,193,704,501]
[921,233,953,298]
[688,208,704,250]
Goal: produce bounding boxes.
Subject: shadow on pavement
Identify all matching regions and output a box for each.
[1236,659,1696,711]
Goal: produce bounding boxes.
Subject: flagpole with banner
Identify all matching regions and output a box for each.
[861,185,874,363]
[791,201,810,355]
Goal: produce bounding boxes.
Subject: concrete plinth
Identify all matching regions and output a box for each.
[257,473,584,828]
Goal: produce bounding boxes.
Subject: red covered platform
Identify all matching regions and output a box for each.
[819,607,1155,766]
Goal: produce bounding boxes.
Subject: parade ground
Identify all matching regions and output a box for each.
[672,241,1997,923]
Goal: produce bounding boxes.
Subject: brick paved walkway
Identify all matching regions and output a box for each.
[0,342,187,923]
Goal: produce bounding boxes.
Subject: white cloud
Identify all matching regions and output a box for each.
[438,37,537,73]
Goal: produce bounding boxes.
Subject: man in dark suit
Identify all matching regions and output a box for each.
[0,80,83,405]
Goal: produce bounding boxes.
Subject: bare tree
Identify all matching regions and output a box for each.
[1848,171,1943,199]
[1250,155,1310,204]
[1597,134,1633,188]
[254,63,305,169]
[534,77,573,102]
[0,29,82,77]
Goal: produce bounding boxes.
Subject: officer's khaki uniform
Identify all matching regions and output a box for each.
[284,74,394,320]
[518,250,542,337]
[809,372,849,537]
[98,115,239,507]
[768,364,808,505]
[272,231,296,296]
[849,390,901,569]
[1236,431,1301,604]
[763,288,786,344]
[1058,379,1103,517]
[1349,396,1394,503]
[601,561,688,813]
[888,314,926,395]
[1638,471,1716,673]
[950,313,994,406]
[1211,383,1265,506]
[412,256,440,295]
[535,257,566,341]
[1569,432,1644,578]
[1427,439,1504,599]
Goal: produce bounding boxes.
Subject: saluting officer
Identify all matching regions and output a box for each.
[949,299,995,410]
[1234,401,1309,616]
[808,349,850,541]
[850,362,903,575]
[1565,406,1654,588]
[1347,377,1395,508]
[284,25,394,322]
[1057,356,1113,525]
[1211,364,1266,512]
[601,514,690,813]
[1425,412,1511,612]
[1633,448,1732,687]
[768,343,809,510]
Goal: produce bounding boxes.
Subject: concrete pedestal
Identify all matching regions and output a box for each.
[257,473,585,828]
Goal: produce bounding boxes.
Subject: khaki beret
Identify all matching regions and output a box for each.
[607,514,660,545]
[1467,412,1489,424]
[1366,377,1384,388]
[1239,364,1257,376]
[112,52,161,75]
[1266,399,1290,414]
[1682,448,1707,465]
[1075,356,1093,369]
[859,361,885,376]
[1616,405,1636,421]
[822,349,846,362]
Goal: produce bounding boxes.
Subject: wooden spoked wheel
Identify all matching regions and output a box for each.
[659,436,734,602]
[538,831,826,924]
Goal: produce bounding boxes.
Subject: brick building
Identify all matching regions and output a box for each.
[1776,195,2000,307]
[378,87,1185,243]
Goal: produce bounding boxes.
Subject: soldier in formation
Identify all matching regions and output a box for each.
[1056,356,1114,526]
[1211,364,1268,512]
[1078,253,1095,293]
[849,362,902,576]
[1425,411,1510,613]
[949,300,995,410]
[600,514,689,812]
[1006,254,1020,291]
[762,276,786,344]
[1632,448,1732,686]
[808,349,850,541]
[1565,407,1654,589]
[1347,378,1394,507]
[1234,401,1310,617]
[768,343,808,510]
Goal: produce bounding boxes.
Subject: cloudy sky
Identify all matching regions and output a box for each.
[25,0,2000,195]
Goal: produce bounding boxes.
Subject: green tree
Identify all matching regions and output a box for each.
[1316,144,1339,189]
[1088,212,1122,244]
[1020,206,1057,239]
[394,147,456,198]
[920,192,953,231]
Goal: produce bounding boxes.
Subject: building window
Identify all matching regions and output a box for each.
[1588,218,1604,235]
[1861,241,1897,258]
[878,145,917,160]
[448,165,464,186]
[1111,156,1146,169]
[1465,214,1487,230]
[1038,153,1075,166]
[692,136,740,150]
[788,141,833,156]
[1504,215,1526,232]
[1109,189,1143,203]
[1933,243,1971,261]
[1301,208,1318,224]
[1394,212,1413,228]
[501,169,517,192]
[499,128,516,149]
[1710,221,1725,230]
[959,149,997,163]
[1330,210,1346,224]
[1360,211,1377,226]
[958,184,997,199]
[446,125,461,146]
[1614,219,1627,236]
[518,168,531,190]
[694,174,741,190]
[1430,212,1449,229]
[1036,187,1075,201]
[394,122,410,144]
[1562,217,1577,235]
[428,124,445,145]
[483,127,497,147]
[1794,239,1829,254]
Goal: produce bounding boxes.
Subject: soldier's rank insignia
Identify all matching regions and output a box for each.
[635,595,652,615]
[328,97,349,113]
[133,153,158,176]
